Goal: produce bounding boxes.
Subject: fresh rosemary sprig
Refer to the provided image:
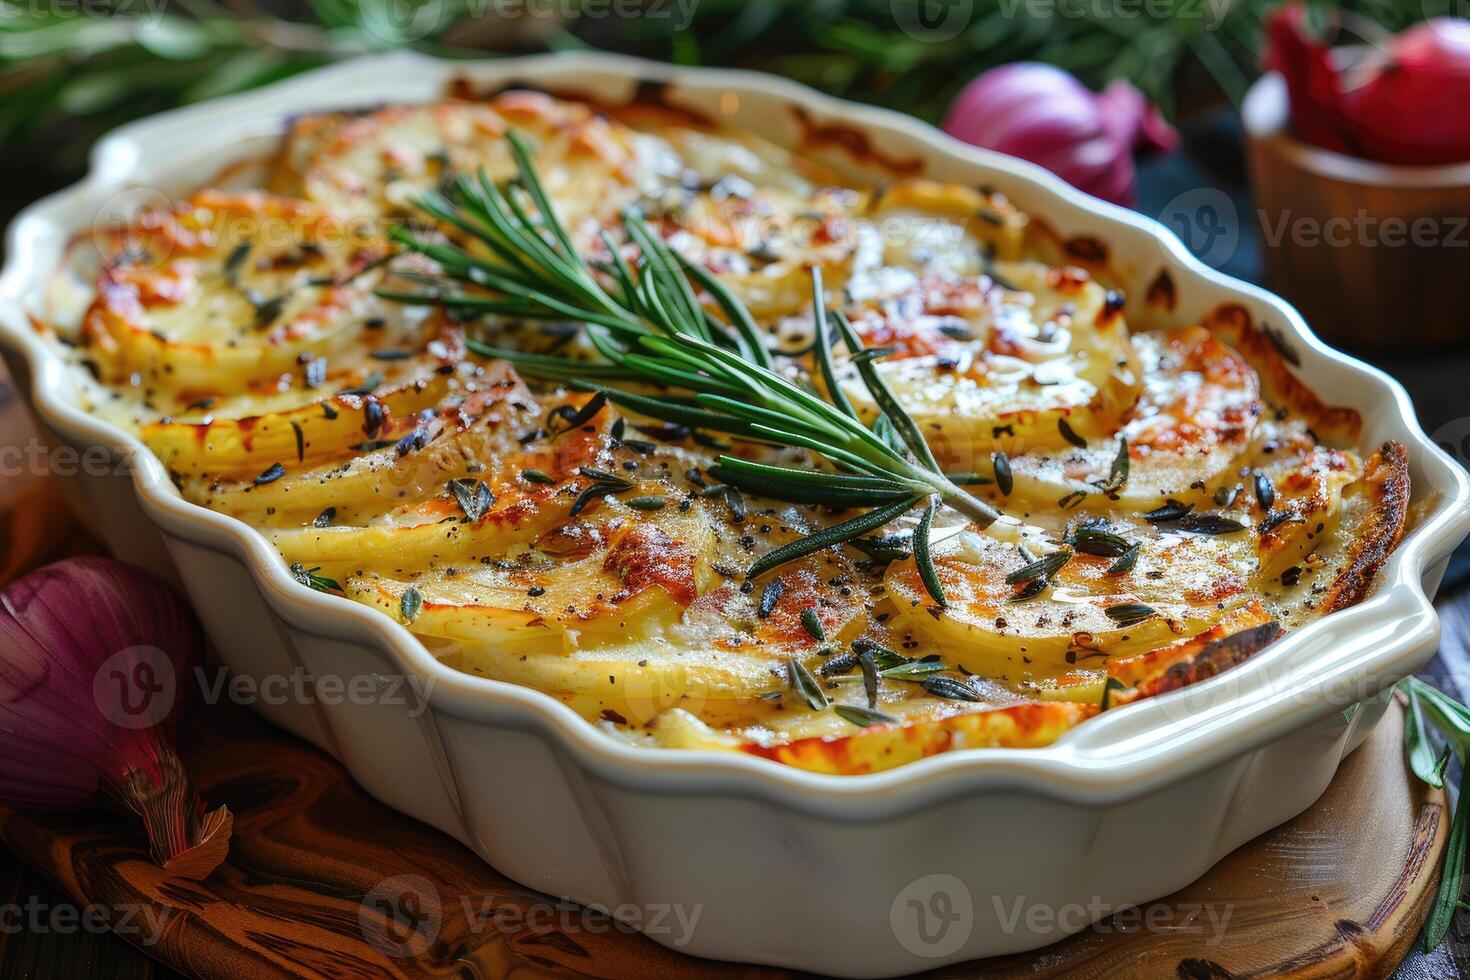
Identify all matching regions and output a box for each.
[379,132,999,600]
[1398,675,1470,950]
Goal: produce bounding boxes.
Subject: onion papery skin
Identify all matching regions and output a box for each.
[0,557,230,878]
[941,63,1177,206]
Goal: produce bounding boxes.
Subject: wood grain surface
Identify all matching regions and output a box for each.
[1245,123,1470,351]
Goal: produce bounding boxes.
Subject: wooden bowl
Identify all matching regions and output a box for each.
[1242,72,1470,350]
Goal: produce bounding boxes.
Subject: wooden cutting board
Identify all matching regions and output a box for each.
[0,694,1448,979]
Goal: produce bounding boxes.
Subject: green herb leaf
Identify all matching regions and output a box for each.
[254,462,285,485]
[1142,499,1194,523]
[1425,782,1470,950]
[337,372,383,398]
[800,607,826,642]
[992,451,1013,496]
[747,496,919,581]
[809,266,857,420]
[921,674,981,702]
[853,638,907,669]
[625,495,667,511]
[570,481,628,517]
[383,136,1004,580]
[447,478,494,522]
[1096,437,1128,493]
[1005,547,1073,585]
[1106,543,1141,575]
[289,563,340,593]
[401,586,424,623]
[1104,603,1157,626]
[834,704,896,727]
[1406,683,1447,788]
[1178,513,1248,535]
[853,648,879,709]
[547,391,608,433]
[849,533,913,562]
[1254,471,1276,510]
[880,657,946,681]
[914,495,946,607]
[787,657,830,711]
[1065,519,1132,557]
[758,577,785,618]
[1100,676,1129,710]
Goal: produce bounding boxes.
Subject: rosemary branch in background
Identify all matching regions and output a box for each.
[2,0,1460,169]
[378,132,997,601]
[1400,676,1470,950]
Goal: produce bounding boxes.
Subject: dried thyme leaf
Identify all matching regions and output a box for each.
[787,657,830,711]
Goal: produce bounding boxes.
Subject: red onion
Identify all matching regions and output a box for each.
[941,63,1178,206]
[1267,8,1470,165]
[0,557,230,878]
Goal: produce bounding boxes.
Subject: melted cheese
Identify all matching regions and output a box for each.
[40,93,1400,774]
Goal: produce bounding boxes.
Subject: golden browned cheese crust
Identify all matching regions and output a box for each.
[40,93,1413,773]
[1318,440,1411,614]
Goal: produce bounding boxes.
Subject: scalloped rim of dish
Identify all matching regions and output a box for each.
[2,50,1466,818]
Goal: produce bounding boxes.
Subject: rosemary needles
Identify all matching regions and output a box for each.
[379,131,999,602]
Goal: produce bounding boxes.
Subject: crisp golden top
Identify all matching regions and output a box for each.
[45,92,1408,773]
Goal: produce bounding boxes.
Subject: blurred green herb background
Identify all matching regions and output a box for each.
[0,0,1454,176]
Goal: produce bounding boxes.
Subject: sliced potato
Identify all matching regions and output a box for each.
[81,190,398,396]
[1003,326,1261,510]
[741,701,1096,774]
[833,261,1142,472]
[144,370,458,476]
[885,524,1256,679]
[294,96,661,239]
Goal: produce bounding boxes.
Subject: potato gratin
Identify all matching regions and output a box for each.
[47,92,1410,773]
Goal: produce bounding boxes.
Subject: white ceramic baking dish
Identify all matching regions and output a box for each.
[2,51,1467,976]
